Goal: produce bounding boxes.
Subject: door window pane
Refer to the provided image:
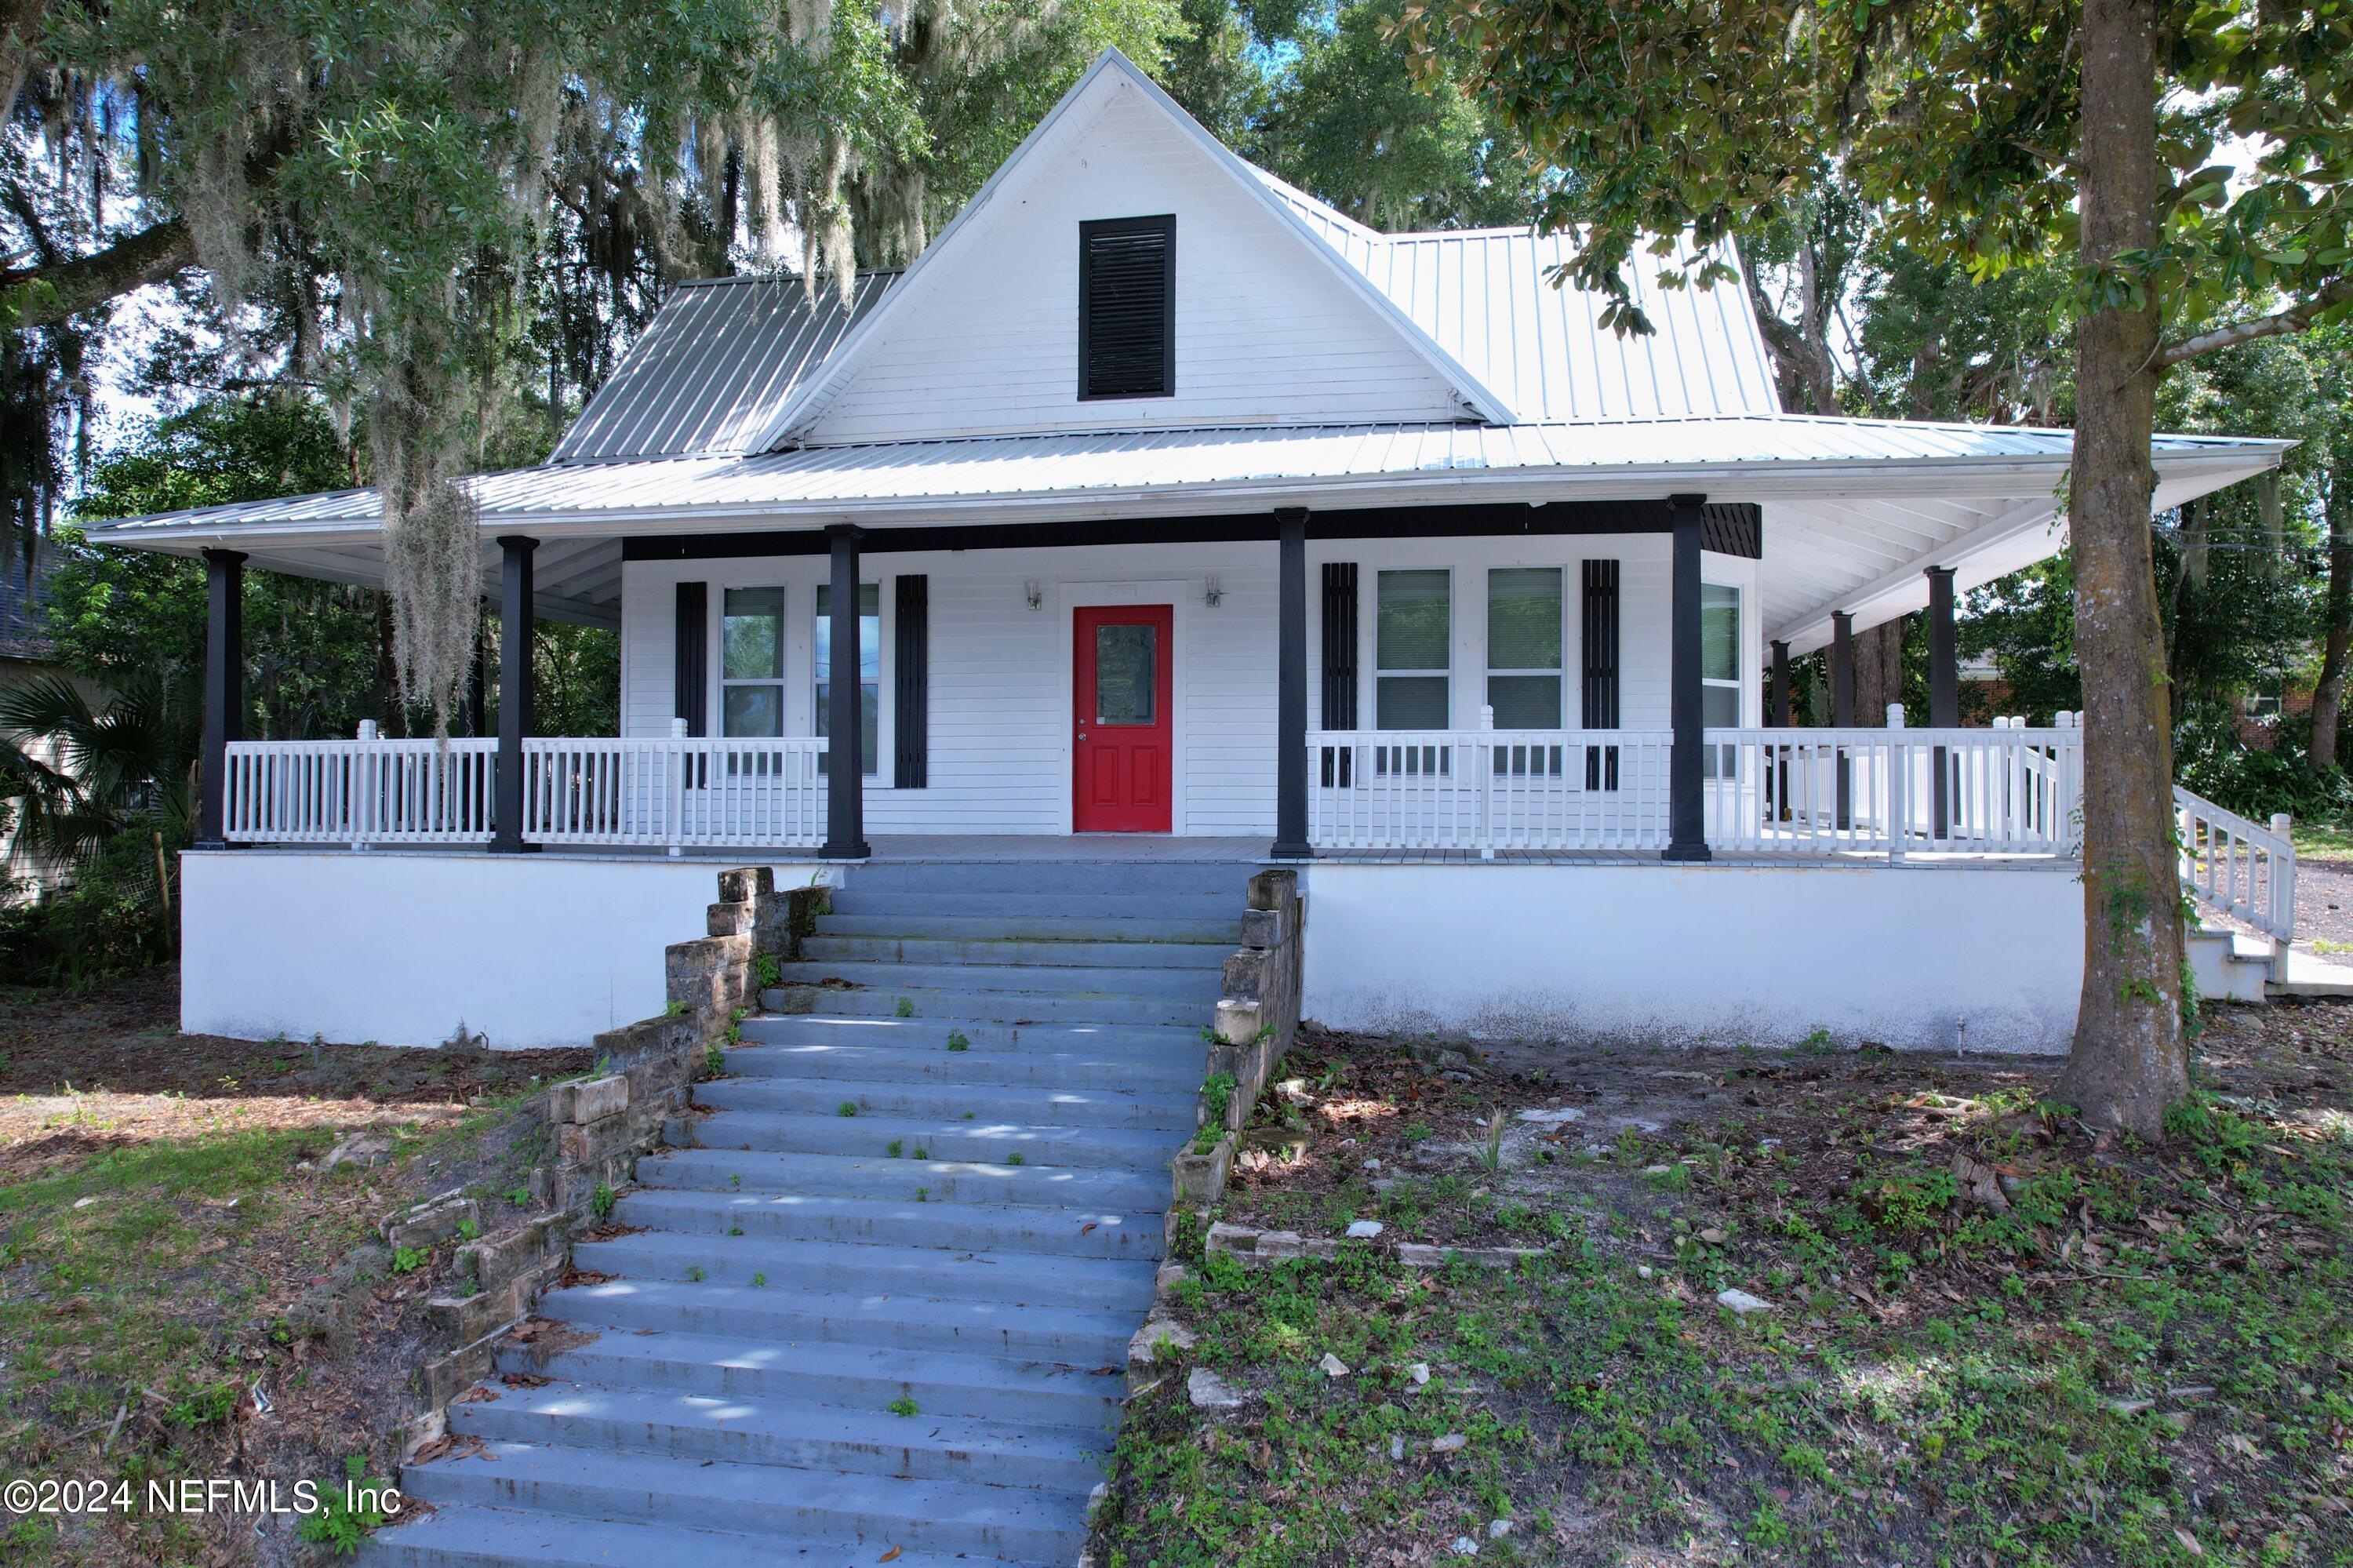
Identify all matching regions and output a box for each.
[815,583,881,775]
[1377,569,1450,729]
[1094,624,1157,725]
[1486,567,1562,728]
[721,588,784,737]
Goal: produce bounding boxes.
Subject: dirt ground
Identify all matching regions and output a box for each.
[0,968,592,1566]
[1100,1001,2353,1566]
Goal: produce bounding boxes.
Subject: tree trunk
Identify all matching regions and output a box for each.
[2056,0,2188,1137]
[1851,618,1906,724]
[2311,487,2351,771]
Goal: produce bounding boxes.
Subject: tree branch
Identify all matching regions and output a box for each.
[0,216,197,328]
[2155,275,2353,368]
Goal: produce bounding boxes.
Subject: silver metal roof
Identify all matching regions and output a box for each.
[551,271,896,463]
[87,416,2282,539]
[1253,172,1781,423]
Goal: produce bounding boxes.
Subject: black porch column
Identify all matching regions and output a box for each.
[1926,566,1958,838]
[822,524,871,860]
[1273,507,1311,860]
[1830,609,1854,830]
[1664,493,1711,861]
[195,548,245,849]
[492,535,538,854]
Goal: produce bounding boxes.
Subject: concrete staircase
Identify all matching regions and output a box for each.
[373,856,1249,1568]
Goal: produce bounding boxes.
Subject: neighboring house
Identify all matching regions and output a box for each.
[84,50,2288,1053]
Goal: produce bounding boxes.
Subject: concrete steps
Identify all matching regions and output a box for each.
[371,1507,1035,1568]
[536,1277,1141,1362]
[452,1377,1113,1491]
[685,1106,1190,1170]
[610,1186,1168,1260]
[766,982,1213,1027]
[723,1037,1205,1091]
[399,1440,1090,1563]
[375,852,1253,1568]
[497,1327,1127,1428]
[693,1071,1200,1130]
[816,911,1242,943]
[799,934,1231,969]
[632,1145,1172,1210]
[776,957,1226,999]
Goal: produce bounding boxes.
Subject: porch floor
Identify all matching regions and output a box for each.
[207,835,2076,868]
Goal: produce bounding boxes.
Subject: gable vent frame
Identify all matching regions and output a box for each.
[1078,214,1176,401]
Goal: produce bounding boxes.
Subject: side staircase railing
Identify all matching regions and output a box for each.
[2175,785,2297,948]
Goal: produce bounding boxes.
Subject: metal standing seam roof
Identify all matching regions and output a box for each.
[82,417,2289,540]
[550,271,897,463]
[1250,170,1782,424]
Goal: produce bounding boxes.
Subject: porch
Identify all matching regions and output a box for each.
[211,720,2089,865]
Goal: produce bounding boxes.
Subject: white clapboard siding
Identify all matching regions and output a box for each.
[619,533,1751,839]
[803,83,1467,445]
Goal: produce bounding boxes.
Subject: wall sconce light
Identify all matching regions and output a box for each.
[1024,580,1043,611]
[1203,575,1224,608]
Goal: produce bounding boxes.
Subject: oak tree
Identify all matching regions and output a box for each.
[1409,0,2353,1132]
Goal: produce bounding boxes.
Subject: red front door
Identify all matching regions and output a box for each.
[1074,604,1173,832]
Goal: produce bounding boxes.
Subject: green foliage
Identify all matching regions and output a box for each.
[590,1183,616,1220]
[1855,1167,1960,1235]
[944,1030,970,1051]
[388,1246,427,1275]
[166,1379,240,1427]
[702,1043,726,1077]
[1246,0,1536,232]
[837,1100,858,1117]
[753,951,784,989]
[895,996,915,1017]
[296,1457,396,1556]
[887,1395,920,1417]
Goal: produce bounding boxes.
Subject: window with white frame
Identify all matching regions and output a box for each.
[815,581,881,776]
[721,587,786,737]
[1702,582,1740,777]
[1376,569,1450,729]
[1701,583,1740,726]
[1486,567,1563,728]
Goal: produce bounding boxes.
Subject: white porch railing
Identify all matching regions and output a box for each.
[222,732,499,846]
[1309,728,1676,852]
[1310,711,2085,860]
[522,736,827,849]
[2175,787,2296,944]
[220,729,827,850]
[1702,715,2081,855]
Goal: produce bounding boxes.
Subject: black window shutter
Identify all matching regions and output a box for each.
[674,581,707,736]
[1320,563,1358,729]
[1320,562,1358,788]
[1581,560,1619,790]
[1079,216,1175,399]
[893,575,929,789]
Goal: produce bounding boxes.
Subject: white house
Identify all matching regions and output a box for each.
[88,51,2290,1053]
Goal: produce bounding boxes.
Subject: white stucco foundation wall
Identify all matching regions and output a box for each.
[180,851,831,1050]
[1302,861,2085,1055]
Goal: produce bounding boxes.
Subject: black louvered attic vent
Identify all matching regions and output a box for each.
[1079,216,1175,399]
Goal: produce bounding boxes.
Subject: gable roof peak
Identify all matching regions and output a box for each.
[743,46,1515,449]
